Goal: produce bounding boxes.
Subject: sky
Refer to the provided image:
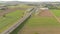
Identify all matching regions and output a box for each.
[0,0,60,2]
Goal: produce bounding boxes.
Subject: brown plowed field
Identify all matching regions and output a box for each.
[39,10,53,17]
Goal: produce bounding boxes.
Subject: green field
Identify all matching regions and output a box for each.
[50,9,60,17]
[25,16,59,27]
[19,5,34,8]
[0,10,25,33]
[8,5,34,9]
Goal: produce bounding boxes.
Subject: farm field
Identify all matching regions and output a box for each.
[0,5,34,16]
[50,9,60,17]
[1,1,60,34]
[17,9,60,34]
[8,5,34,9]
[50,9,60,23]
[0,10,25,33]
[19,5,34,8]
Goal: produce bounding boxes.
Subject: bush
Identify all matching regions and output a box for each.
[3,14,6,17]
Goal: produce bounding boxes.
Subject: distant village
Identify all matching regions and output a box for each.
[0,1,60,10]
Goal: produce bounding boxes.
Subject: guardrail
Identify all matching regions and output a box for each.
[1,7,37,34]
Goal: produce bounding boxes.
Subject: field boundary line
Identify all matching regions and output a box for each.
[49,10,60,23]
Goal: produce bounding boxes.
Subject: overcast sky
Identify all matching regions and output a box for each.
[0,0,60,2]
